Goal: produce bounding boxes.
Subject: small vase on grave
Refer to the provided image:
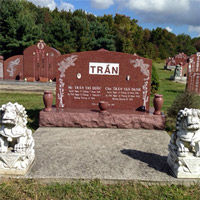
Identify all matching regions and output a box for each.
[43,90,53,112]
[99,101,108,113]
[153,94,163,115]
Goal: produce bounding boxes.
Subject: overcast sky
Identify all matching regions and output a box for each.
[28,0,200,38]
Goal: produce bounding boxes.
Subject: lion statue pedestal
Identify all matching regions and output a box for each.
[0,102,35,175]
[168,108,200,178]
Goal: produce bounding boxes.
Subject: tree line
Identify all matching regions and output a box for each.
[1,0,200,60]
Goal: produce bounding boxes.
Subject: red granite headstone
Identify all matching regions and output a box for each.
[56,50,152,111]
[23,40,61,81]
[175,53,188,76]
[0,56,4,80]
[181,62,188,76]
[165,57,175,67]
[165,53,188,72]
[175,53,188,65]
[4,55,23,80]
[187,52,200,93]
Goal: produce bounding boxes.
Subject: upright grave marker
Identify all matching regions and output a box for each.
[0,56,4,80]
[40,49,165,129]
[56,50,152,111]
[187,52,200,93]
[165,52,188,71]
[2,40,61,81]
[4,55,23,80]
[23,40,61,81]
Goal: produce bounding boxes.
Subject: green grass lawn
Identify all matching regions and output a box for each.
[0,92,56,131]
[152,62,185,111]
[0,62,199,199]
[0,179,200,200]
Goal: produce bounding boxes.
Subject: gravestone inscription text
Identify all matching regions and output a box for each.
[187,53,200,93]
[56,50,152,111]
[89,62,119,75]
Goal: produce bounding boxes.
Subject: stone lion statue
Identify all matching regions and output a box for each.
[0,102,34,153]
[169,108,200,157]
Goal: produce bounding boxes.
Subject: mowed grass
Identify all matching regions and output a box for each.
[0,62,199,198]
[152,62,185,111]
[0,179,200,200]
[0,92,56,131]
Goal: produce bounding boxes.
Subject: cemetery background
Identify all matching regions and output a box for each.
[1,0,200,62]
[1,0,200,198]
[0,61,182,132]
[1,62,200,199]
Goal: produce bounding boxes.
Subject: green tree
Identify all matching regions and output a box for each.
[0,0,41,58]
[70,16,92,52]
[0,0,199,60]
[193,38,200,52]
[114,14,137,54]
[90,20,116,51]
[176,34,196,55]
[43,12,74,53]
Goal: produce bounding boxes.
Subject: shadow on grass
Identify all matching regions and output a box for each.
[164,90,183,94]
[26,109,41,132]
[121,149,173,177]
[165,78,174,81]
[159,68,166,71]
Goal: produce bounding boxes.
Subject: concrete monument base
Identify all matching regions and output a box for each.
[168,150,200,178]
[174,76,187,84]
[0,145,35,175]
[39,107,165,129]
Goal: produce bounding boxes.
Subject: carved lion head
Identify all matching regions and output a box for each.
[0,102,27,128]
[176,108,200,132]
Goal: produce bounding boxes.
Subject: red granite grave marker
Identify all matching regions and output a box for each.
[175,53,188,66]
[187,52,200,93]
[23,40,61,81]
[4,55,23,80]
[0,56,4,80]
[56,50,152,111]
[165,53,188,73]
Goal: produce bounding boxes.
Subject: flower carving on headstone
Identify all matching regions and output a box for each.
[130,59,150,79]
[7,58,20,77]
[58,55,78,108]
[130,59,150,109]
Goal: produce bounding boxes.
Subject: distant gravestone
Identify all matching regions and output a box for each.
[174,64,181,77]
[187,52,200,93]
[174,52,188,66]
[165,53,188,71]
[4,55,23,80]
[56,50,152,111]
[23,40,61,81]
[0,56,3,80]
[170,62,187,84]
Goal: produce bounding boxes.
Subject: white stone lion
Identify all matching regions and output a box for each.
[169,108,200,157]
[0,102,34,153]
